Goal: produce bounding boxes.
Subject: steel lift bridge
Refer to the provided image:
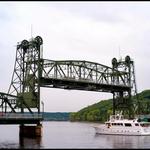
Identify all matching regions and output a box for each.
[0,36,138,136]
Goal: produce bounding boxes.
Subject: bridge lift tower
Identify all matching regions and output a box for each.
[112,56,138,118]
[7,36,43,115]
[2,36,44,137]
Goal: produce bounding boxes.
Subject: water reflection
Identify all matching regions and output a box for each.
[0,142,19,149]
[0,122,150,148]
[94,133,150,149]
[19,136,43,149]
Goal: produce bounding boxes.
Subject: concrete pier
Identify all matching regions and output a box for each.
[19,124,42,137]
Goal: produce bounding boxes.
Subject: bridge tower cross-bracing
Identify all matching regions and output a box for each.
[7,36,43,117]
[112,56,138,118]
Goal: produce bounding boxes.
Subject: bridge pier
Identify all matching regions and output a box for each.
[19,124,42,137]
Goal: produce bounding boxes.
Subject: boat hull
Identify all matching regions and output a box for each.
[94,125,150,136]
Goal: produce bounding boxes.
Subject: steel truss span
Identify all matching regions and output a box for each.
[41,59,131,92]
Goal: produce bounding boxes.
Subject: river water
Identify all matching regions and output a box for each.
[0,121,150,149]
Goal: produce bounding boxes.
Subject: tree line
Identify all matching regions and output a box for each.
[69,89,150,122]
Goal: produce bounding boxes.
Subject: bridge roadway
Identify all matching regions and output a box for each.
[0,92,43,124]
[40,77,130,92]
[0,113,43,124]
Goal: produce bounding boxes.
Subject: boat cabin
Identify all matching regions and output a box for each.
[106,114,150,128]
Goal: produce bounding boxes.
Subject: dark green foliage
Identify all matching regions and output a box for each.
[135,89,150,114]
[70,99,113,122]
[70,89,150,122]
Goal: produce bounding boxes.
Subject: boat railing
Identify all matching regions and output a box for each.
[109,114,124,121]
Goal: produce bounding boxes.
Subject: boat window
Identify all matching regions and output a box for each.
[117,123,123,126]
[125,123,132,127]
[106,123,111,128]
[111,123,123,126]
[135,123,139,126]
[140,123,150,127]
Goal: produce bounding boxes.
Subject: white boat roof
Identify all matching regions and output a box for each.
[105,114,150,124]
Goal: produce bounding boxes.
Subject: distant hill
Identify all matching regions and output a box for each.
[69,89,150,122]
[43,112,70,121]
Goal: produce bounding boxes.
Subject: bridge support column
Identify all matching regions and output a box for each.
[19,124,42,137]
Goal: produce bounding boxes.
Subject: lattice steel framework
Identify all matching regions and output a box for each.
[0,92,18,113]
[40,59,131,92]
[7,36,43,114]
[112,56,138,118]
[0,35,138,119]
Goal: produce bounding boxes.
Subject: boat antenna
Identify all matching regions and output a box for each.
[120,110,123,115]
[118,45,122,61]
[31,24,33,39]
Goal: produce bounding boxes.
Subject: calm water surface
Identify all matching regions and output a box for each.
[0,121,150,149]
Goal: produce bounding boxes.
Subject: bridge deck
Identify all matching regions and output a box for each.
[0,113,43,124]
[40,77,130,92]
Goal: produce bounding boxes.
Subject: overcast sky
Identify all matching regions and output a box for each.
[0,1,150,112]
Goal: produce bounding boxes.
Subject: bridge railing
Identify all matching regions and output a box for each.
[42,59,130,88]
[0,113,43,119]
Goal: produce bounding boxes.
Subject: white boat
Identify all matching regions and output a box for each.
[93,113,150,136]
